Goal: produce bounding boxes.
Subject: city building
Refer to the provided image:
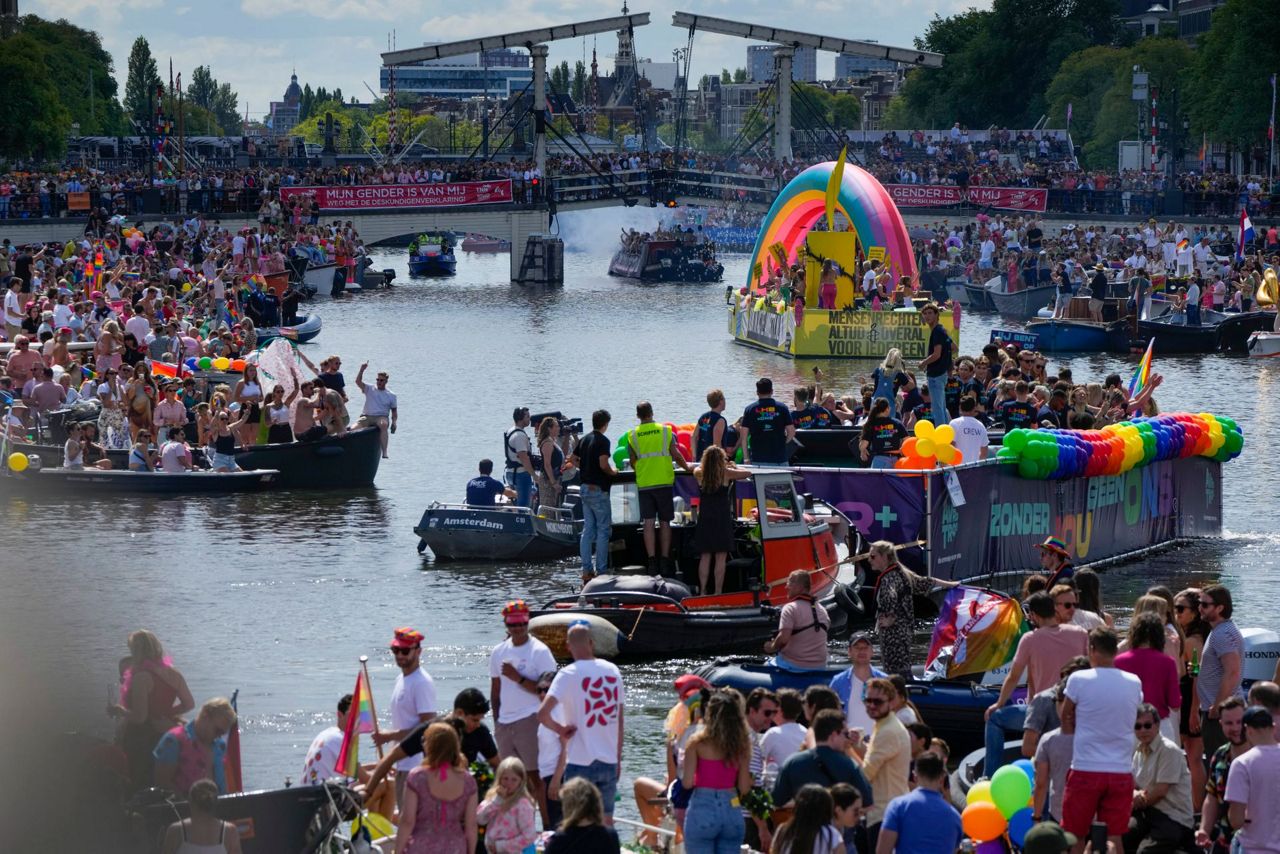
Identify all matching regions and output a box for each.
[266,72,302,137]
[835,49,897,80]
[636,59,679,92]
[718,81,771,141]
[1177,0,1225,40]
[747,44,817,83]
[382,48,533,100]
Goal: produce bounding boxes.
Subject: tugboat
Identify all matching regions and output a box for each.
[407,233,457,276]
[608,228,724,282]
[527,469,865,661]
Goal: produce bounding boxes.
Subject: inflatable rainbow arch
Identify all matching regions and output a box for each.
[730,160,951,360]
[746,161,918,285]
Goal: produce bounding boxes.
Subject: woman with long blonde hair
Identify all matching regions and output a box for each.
[476,756,538,853]
[693,446,751,595]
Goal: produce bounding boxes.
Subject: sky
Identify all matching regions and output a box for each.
[26,0,984,122]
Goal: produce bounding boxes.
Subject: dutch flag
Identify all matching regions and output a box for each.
[1238,208,1255,260]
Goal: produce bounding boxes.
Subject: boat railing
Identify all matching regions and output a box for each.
[542,590,695,612]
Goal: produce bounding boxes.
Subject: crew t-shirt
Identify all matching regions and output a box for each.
[1064,667,1143,773]
[465,475,505,506]
[547,657,624,766]
[488,636,557,725]
[949,415,988,463]
[742,397,793,463]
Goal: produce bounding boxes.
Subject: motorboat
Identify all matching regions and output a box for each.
[963,277,998,311]
[234,426,382,488]
[987,279,1055,320]
[609,236,724,282]
[461,233,511,252]
[415,500,582,561]
[1,466,279,493]
[696,657,1003,758]
[1025,295,1133,352]
[256,312,322,345]
[528,469,865,661]
[1247,330,1280,358]
[408,233,458,276]
[1138,308,1276,353]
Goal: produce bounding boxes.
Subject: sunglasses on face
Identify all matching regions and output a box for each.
[762,709,779,718]
[1056,601,1077,609]
[391,647,416,655]
[1199,601,1216,609]
[1134,721,1155,731]
[864,697,887,707]
[1174,604,1189,612]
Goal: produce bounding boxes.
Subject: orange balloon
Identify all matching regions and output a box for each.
[901,437,919,457]
[230,359,246,372]
[962,802,1007,843]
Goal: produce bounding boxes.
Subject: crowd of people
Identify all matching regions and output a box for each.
[104,566,1280,854]
[0,210,401,468]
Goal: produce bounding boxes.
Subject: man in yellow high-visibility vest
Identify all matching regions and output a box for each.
[628,400,692,572]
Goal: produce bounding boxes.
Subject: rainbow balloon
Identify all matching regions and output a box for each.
[747,161,917,285]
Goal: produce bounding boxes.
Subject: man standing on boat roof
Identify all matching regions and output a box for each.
[629,401,693,573]
[740,378,795,466]
[504,407,538,510]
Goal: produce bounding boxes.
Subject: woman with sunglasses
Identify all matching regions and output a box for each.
[128,429,157,472]
[1174,588,1210,798]
[232,363,264,447]
[208,406,250,472]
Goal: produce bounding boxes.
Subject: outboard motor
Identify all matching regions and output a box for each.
[330,268,347,298]
[381,268,396,286]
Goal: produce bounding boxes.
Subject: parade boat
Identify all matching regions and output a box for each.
[527,469,865,661]
[609,233,724,282]
[1138,308,1275,353]
[407,233,457,276]
[729,159,957,359]
[1,465,279,493]
[414,500,583,561]
[986,278,1055,321]
[963,276,998,311]
[234,426,382,489]
[1247,330,1280,358]
[696,657,1003,759]
[461,233,511,252]
[256,312,323,345]
[1025,296,1132,353]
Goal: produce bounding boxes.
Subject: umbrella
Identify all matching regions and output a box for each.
[909,226,936,239]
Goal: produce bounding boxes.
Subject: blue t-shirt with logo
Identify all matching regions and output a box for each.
[465,475,505,506]
[741,397,793,463]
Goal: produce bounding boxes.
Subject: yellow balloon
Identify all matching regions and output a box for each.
[913,420,936,440]
[933,424,956,445]
[935,443,959,464]
[917,438,936,458]
[213,357,230,371]
[181,282,193,293]
[8,452,28,473]
[967,780,994,806]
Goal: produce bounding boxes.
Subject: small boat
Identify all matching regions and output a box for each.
[414,502,582,561]
[1247,330,1280,358]
[609,237,724,282]
[461,233,511,252]
[528,469,864,661]
[987,280,1055,320]
[963,277,998,311]
[257,313,322,345]
[303,261,340,293]
[1024,318,1130,352]
[946,278,969,307]
[697,658,1002,759]
[1136,308,1261,353]
[1218,311,1279,352]
[2,466,278,493]
[235,426,382,488]
[408,233,458,276]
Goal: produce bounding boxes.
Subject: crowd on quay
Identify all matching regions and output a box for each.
[0,211,402,466]
[105,571,1280,854]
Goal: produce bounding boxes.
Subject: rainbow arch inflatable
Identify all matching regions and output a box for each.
[747,161,918,285]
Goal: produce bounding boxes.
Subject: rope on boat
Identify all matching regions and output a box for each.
[626,602,647,641]
[761,539,927,592]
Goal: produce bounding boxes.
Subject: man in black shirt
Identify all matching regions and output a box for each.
[1037,389,1069,429]
[363,688,499,796]
[740,377,795,464]
[999,381,1038,430]
[918,304,952,427]
[1088,264,1110,322]
[572,409,618,581]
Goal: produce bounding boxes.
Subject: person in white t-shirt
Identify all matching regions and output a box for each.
[758,688,807,788]
[1061,627,1143,854]
[949,397,989,462]
[301,693,356,785]
[489,601,557,812]
[355,363,398,459]
[538,622,625,822]
[1225,705,1280,852]
[372,627,437,803]
[159,428,194,473]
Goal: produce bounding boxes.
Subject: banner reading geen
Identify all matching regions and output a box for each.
[278,180,514,211]
[885,184,1048,213]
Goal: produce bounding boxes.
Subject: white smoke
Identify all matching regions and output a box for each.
[553,207,662,255]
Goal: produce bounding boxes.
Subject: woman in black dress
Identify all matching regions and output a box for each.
[693,446,752,595]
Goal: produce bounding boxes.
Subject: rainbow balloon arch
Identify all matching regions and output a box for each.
[728,160,956,360]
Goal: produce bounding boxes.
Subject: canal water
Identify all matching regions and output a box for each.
[1,209,1276,817]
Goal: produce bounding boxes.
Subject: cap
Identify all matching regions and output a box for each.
[674,674,711,698]
[390,627,424,649]
[1035,536,1070,558]
[849,631,874,647]
[502,600,531,625]
[1023,822,1077,854]
[1243,705,1275,729]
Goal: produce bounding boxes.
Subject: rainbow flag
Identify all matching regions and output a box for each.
[336,671,376,778]
[1128,338,1154,399]
[1176,238,1189,252]
[924,586,1026,678]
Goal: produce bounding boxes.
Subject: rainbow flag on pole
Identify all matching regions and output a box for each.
[924,586,1026,678]
[1128,338,1154,399]
[335,671,376,778]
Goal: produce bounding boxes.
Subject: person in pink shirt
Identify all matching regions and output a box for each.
[152,382,188,433]
[1116,613,1182,742]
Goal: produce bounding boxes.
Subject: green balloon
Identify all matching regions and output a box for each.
[1017,458,1039,478]
[612,446,628,469]
[617,430,630,452]
[996,447,1018,460]
[734,446,744,464]
[1226,432,1244,454]
[1004,429,1028,453]
[990,765,1033,819]
[197,357,212,370]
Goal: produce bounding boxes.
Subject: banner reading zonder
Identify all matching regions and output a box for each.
[278,180,514,211]
[885,184,1048,212]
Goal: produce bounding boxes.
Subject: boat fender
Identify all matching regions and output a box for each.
[314,445,344,457]
[833,582,864,617]
[529,612,622,660]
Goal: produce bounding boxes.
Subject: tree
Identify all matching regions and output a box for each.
[186,66,240,134]
[0,35,72,159]
[1085,37,1192,168]
[550,60,570,95]
[299,83,315,122]
[212,83,241,134]
[733,67,748,83]
[1186,0,1280,149]
[1045,45,1129,166]
[123,36,162,126]
[6,15,128,135]
[187,65,217,110]
[572,61,587,103]
[720,68,732,83]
